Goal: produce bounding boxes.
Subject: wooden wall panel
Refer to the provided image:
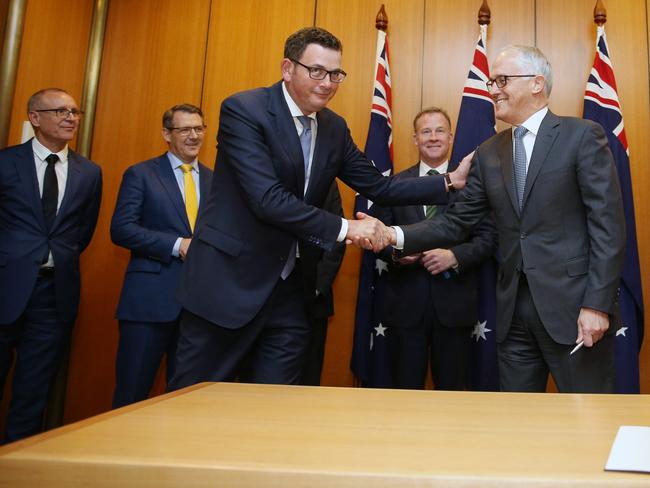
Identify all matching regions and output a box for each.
[199,0,315,169]
[316,0,425,387]
[65,0,212,423]
[538,0,650,393]
[6,0,92,147]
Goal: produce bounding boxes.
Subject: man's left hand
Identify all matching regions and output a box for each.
[420,249,458,275]
[576,307,610,347]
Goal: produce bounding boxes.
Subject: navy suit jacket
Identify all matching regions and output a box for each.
[178,81,448,329]
[111,154,213,323]
[0,140,102,324]
[375,162,496,329]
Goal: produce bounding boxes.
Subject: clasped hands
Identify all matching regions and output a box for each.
[345,212,395,252]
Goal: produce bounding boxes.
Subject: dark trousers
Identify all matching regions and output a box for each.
[299,316,328,386]
[112,318,180,409]
[0,275,73,443]
[168,267,310,390]
[388,305,471,390]
[498,275,615,393]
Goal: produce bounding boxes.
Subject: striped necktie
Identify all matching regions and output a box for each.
[425,168,439,219]
[513,125,528,210]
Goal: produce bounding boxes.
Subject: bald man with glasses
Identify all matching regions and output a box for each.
[0,88,102,442]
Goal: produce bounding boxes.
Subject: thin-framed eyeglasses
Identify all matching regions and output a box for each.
[34,108,84,119]
[167,125,207,136]
[290,59,347,83]
[486,75,537,90]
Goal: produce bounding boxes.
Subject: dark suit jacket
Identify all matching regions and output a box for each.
[178,81,448,329]
[402,111,625,344]
[0,140,102,324]
[303,181,346,321]
[376,162,496,329]
[111,154,213,323]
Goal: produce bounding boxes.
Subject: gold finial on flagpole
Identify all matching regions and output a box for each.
[376,4,388,32]
[594,0,607,26]
[478,0,491,26]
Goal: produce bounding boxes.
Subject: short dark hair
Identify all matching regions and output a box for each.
[162,103,204,129]
[413,107,452,132]
[27,88,71,112]
[284,27,342,61]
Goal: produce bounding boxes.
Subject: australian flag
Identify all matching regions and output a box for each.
[350,28,395,387]
[583,25,644,393]
[449,25,499,391]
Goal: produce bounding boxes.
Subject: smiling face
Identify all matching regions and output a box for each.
[28,91,80,152]
[162,111,205,163]
[281,43,341,114]
[413,112,453,168]
[489,50,546,126]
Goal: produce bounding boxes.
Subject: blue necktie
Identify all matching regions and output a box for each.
[513,126,528,210]
[281,116,312,280]
[297,115,312,175]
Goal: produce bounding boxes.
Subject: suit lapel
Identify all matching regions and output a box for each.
[14,141,45,228]
[521,111,560,210]
[497,130,520,216]
[405,164,426,219]
[268,82,305,197]
[198,162,211,214]
[155,154,192,233]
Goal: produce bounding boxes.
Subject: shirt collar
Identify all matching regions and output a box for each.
[32,136,69,163]
[167,151,198,171]
[517,106,548,137]
[282,82,316,122]
[419,160,448,176]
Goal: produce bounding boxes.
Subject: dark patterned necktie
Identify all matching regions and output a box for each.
[42,153,60,230]
[425,168,439,218]
[513,126,528,210]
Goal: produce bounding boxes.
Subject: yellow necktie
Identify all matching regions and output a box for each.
[180,164,198,232]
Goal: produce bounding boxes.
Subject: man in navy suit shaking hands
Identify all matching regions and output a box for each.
[170,27,471,388]
[0,88,102,441]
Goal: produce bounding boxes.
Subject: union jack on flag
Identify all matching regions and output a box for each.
[350,28,395,386]
[449,24,499,391]
[583,25,644,393]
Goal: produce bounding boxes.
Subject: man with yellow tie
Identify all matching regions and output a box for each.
[110,104,213,408]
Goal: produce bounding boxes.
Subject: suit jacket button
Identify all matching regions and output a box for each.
[520,232,527,239]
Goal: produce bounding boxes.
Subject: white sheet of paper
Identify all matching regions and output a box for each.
[605,426,650,473]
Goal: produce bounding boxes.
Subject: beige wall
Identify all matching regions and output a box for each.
[2,0,648,423]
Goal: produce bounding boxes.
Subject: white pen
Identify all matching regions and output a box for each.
[569,341,584,355]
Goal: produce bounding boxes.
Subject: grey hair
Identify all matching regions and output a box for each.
[498,45,553,97]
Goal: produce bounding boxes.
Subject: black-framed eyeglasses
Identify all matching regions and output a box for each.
[166,125,206,136]
[290,59,347,83]
[34,108,84,119]
[486,75,537,89]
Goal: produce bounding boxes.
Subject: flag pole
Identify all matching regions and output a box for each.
[593,0,606,26]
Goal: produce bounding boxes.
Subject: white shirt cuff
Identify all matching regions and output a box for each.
[392,226,404,249]
[172,237,182,257]
[337,218,348,242]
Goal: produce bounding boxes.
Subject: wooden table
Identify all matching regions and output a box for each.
[0,382,649,487]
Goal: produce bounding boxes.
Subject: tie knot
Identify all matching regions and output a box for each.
[180,163,193,174]
[426,168,439,176]
[514,126,527,139]
[45,154,59,165]
[297,115,311,131]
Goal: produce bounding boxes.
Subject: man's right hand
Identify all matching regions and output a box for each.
[346,212,395,252]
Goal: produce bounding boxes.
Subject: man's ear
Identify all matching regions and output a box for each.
[281,58,294,82]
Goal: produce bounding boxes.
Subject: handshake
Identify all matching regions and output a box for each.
[345,212,396,252]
